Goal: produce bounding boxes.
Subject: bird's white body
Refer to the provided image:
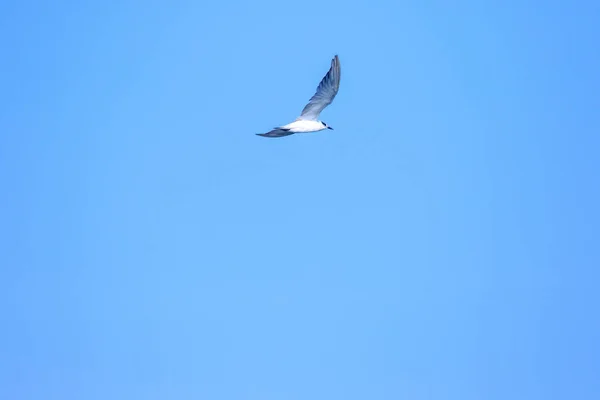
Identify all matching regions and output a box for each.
[281,119,327,133]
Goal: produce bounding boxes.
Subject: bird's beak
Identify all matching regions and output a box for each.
[327,126,334,130]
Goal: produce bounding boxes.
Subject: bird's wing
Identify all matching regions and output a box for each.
[297,55,341,121]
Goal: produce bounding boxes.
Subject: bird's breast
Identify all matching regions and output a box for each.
[283,120,325,133]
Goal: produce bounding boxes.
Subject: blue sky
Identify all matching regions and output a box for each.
[1,1,599,399]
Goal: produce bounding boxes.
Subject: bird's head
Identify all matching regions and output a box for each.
[321,121,334,130]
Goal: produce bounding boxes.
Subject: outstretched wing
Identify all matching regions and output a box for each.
[298,55,341,121]
[256,128,294,138]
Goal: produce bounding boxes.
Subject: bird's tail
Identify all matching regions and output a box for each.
[256,128,294,138]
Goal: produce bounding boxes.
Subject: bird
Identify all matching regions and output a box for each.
[257,55,341,138]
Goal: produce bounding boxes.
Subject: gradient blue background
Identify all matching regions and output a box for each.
[1,1,599,399]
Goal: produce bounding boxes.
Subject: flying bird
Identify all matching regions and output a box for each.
[257,55,341,138]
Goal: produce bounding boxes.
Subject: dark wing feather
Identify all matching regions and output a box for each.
[256,128,295,138]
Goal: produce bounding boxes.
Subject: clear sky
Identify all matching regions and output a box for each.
[1,1,599,399]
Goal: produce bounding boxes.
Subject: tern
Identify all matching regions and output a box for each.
[257,55,341,138]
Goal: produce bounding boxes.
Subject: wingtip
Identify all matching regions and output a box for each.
[332,55,340,69]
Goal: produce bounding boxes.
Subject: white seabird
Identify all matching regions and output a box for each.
[257,55,341,138]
